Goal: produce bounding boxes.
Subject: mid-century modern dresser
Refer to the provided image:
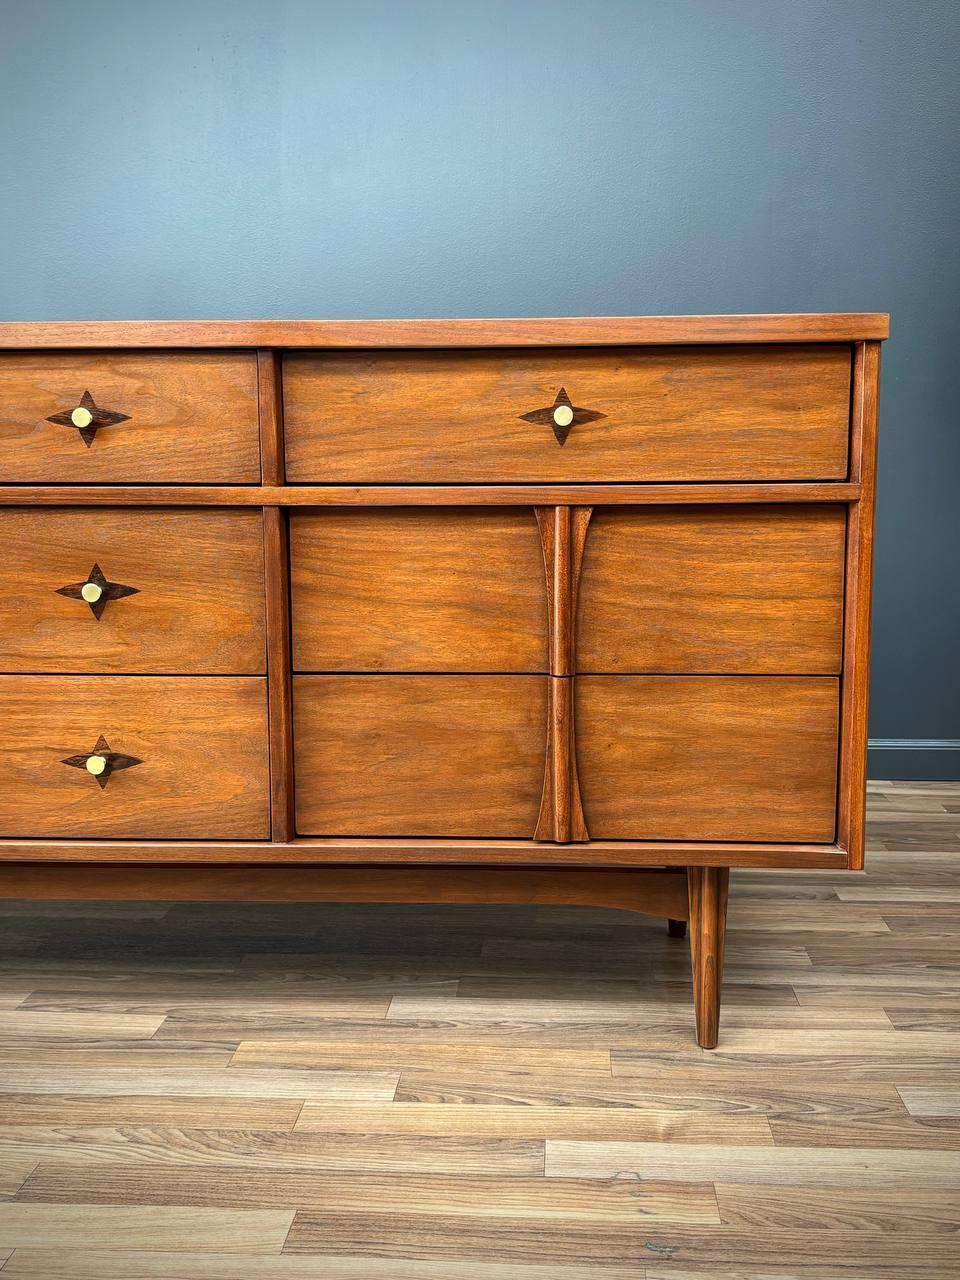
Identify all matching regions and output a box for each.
[0,314,887,1046]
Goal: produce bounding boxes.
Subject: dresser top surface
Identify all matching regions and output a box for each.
[0,313,889,350]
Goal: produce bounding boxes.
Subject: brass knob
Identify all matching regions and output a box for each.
[70,406,94,429]
[85,754,107,777]
[80,581,103,604]
[552,404,574,429]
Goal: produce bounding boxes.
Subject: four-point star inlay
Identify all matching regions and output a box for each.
[61,735,142,790]
[46,390,130,448]
[519,387,607,446]
[55,563,139,621]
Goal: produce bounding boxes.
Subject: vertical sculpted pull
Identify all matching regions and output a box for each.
[534,506,592,842]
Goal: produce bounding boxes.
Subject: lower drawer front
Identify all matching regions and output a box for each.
[294,676,547,837]
[577,676,839,842]
[0,677,269,839]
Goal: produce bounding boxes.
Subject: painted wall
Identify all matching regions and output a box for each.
[2,1,958,776]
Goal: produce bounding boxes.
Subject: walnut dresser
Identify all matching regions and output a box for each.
[0,314,887,1047]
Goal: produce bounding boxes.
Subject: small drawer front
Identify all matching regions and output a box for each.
[0,353,260,482]
[0,509,266,674]
[284,345,850,483]
[0,676,269,839]
[291,508,547,672]
[576,675,839,843]
[294,675,547,836]
[577,506,846,674]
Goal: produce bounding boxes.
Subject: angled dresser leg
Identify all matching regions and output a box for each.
[687,866,730,1049]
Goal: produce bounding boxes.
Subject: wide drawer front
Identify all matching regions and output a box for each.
[293,674,838,841]
[0,353,260,482]
[0,509,266,674]
[283,345,851,482]
[577,676,839,842]
[0,677,269,839]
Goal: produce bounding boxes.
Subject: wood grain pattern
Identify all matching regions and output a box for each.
[0,509,265,674]
[0,676,269,839]
[576,505,846,673]
[0,313,890,347]
[291,508,547,672]
[576,676,840,842]
[256,350,284,487]
[284,345,851,483]
[535,506,591,677]
[293,676,547,837]
[0,353,259,482]
[838,341,882,870]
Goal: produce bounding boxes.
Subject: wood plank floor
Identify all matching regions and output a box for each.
[1,780,958,1277]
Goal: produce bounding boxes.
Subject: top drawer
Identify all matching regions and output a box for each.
[0,353,260,482]
[284,345,851,483]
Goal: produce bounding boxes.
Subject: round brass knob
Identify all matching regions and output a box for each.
[80,581,103,604]
[552,404,574,429]
[71,406,94,429]
[85,754,107,776]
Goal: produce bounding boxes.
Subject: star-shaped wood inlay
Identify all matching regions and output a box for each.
[55,563,139,621]
[61,735,142,790]
[519,387,607,445]
[46,390,130,448]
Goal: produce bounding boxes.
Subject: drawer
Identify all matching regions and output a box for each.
[0,353,259,482]
[283,345,850,483]
[291,508,547,672]
[577,506,846,674]
[0,509,266,674]
[0,676,269,839]
[576,675,839,842]
[294,675,546,836]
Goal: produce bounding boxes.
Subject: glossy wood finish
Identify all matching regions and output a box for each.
[535,677,589,844]
[536,506,591,677]
[576,676,840,842]
[0,312,890,347]
[291,508,547,672]
[0,676,269,839]
[0,353,260,482]
[0,785,952,1280]
[577,505,846,674]
[284,345,851,483]
[0,509,265,674]
[293,676,547,837]
[688,865,730,1048]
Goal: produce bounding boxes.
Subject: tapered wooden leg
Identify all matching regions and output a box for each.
[668,918,687,938]
[687,866,729,1049]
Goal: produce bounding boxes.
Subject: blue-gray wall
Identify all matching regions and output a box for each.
[2,1,958,778]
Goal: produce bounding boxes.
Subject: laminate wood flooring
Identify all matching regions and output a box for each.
[0,780,958,1277]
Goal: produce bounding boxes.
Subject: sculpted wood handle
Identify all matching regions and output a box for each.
[61,735,142,790]
[46,389,131,448]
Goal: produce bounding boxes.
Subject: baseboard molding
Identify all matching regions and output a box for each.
[869,738,960,782]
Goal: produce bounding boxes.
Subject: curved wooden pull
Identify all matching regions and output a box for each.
[46,390,131,448]
[534,506,592,843]
[61,735,142,790]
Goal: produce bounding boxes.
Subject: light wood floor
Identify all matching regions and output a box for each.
[0,780,958,1278]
